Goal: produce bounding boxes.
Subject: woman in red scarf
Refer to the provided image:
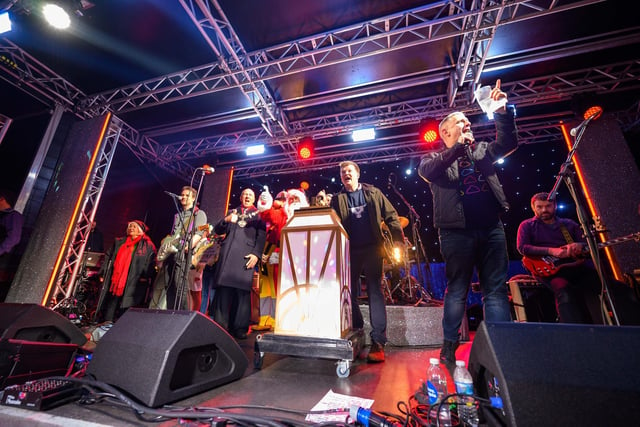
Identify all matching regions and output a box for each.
[97,220,157,322]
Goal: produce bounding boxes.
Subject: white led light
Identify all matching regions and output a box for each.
[246,144,265,156]
[0,12,11,34]
[352,128,375,142]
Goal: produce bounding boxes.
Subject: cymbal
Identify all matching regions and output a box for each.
[381,216,409,232]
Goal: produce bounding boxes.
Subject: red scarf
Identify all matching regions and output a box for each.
[110,235,143,296]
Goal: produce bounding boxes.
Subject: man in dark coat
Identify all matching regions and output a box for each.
[212,188,266,339]
[96,220,156,322]
[330,161,405,363]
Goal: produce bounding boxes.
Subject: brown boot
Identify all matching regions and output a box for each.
[367,341,385,363]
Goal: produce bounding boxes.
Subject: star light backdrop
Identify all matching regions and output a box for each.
[229,139,577,264]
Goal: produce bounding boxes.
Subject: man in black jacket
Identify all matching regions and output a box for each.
[331,161,405,362]
[418,79,517,368]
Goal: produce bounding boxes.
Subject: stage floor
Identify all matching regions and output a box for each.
[0,328,472,427]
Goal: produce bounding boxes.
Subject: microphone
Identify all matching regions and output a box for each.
[387,174,393,189]
[198,164,215,174]
[164,191,181,199]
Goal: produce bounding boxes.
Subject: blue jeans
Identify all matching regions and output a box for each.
[350,246,387,345]
[439,224,512,342]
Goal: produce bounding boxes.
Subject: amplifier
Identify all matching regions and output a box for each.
[0,339,78,389]
[0,378,82,410]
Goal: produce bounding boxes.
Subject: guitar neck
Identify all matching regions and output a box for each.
[597,233,639,249]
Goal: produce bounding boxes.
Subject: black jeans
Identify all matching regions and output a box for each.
[350,246,387,345]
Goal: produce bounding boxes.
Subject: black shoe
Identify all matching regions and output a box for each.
[233,330,248,340]
[439,339,459,368]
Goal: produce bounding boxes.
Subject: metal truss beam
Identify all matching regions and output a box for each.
[232,118,569,179]
[158,59,640,161]
[0,38,90,117]
[177,0,291,148]
[0,113,12,145]
[451,0,504,105]
[0,38,195,180]
[76,0,599,115]
[52,116,122,307]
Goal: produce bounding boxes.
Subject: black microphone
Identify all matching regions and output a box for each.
[164,191,181,199]
[387,174,393,189]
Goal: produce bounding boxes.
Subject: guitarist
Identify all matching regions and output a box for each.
[152,186,207,311]
[517,192,640,324]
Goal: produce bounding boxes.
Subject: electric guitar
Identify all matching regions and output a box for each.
[191,233,224,267]
[522,232,640,277]
[157,224,211,263]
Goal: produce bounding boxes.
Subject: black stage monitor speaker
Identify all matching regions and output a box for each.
[86,308,249,408]
[0,303,87,346]
[468,322,640,427]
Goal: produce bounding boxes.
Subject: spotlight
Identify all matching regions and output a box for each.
[418,117,439,143]
[297,137,314,160]
[43,3,71,29]
[0,11,11,34]
[583,105,603,121]
[571,93,603,121]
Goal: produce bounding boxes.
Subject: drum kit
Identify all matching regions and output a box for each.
[380,216,432,306]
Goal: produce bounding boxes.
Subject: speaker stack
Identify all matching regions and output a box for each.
[86,308,249,407]
[468,321,640,427]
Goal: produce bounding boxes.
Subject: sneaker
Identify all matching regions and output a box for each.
[367,341,385,363]
[439,339,459,368]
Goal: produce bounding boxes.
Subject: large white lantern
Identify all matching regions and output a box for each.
[274,206,351,338]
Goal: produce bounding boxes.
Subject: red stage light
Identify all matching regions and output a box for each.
[299,146,312,159]
[418,117,439,143]
[583,105,603,121]
[298,137,314,160]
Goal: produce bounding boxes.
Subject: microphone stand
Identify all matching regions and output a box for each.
[173,168,208,310]
[548,119,619,326]
[387,177,436,304]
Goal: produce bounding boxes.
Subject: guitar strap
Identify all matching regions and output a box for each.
[558,223,574,244]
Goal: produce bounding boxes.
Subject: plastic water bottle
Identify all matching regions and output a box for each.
[426,357,451,427]
[453,360,479,427]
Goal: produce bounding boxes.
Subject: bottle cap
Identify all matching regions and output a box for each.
[455,360,466,367]
[429,357,439,365]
